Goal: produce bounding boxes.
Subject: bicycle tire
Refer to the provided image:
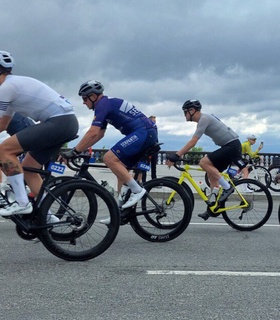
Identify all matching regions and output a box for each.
[204,172,210,188]
[161,176,195,208]
[248,165,272,190]
[37,180,120,261]
[221,178,273,231]
[129,178,193,242]
[268,165,280,192]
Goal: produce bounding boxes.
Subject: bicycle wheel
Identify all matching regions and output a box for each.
[221,179,273,231]
[204,172,210,187]
[37,180,120,261]
[129,178,193,242]
[268,165,280,192]
[248,165,272,190]
[161,176,195,208]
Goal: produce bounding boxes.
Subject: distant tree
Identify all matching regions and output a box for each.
[183,146,204,164]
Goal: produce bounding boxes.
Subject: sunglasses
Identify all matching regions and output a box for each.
[82,96,89,102]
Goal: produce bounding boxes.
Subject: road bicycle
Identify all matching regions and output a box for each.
[204,158,272,191]
[55,144,193,242]
[164,160,273,231]
[3,165,120,261]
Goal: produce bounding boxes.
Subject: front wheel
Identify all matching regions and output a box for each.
[268,165,280,192]
[221,179,273,231]
[129,178,193,242]
[37,180,120,261]
[248,165,272,190]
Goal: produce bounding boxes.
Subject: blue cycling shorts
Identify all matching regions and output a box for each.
[111,127,158,168]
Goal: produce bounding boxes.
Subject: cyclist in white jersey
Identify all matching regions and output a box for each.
[0,51,79,217]
[167,100,244,221]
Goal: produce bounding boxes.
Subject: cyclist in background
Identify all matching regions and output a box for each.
[241,134,264,178]
[0,50,79,219]
[167,99,244,221]
[61,80,158,214]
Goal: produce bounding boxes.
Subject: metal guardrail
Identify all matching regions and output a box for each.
[61,148,280,168]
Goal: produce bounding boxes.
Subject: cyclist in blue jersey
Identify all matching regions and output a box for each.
[61,80,158,215]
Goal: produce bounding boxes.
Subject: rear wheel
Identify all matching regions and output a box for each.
[37,180,120,261]
[129,178,193,242]
[221,179,273,231]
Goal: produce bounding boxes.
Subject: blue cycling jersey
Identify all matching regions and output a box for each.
[92,96,155,134]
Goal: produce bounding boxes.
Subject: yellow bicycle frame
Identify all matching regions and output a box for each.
[167,163,249,215]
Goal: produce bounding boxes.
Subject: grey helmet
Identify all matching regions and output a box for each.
[78,80,104,96]
[0,51,15,68]
[182,99,202,112]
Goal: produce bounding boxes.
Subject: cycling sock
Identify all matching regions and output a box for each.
[126,179,143,193]
[218,177,230,190]
[7,173,29,206]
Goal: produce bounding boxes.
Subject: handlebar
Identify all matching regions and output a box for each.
[173,160,186,172]
[65,154,108,172]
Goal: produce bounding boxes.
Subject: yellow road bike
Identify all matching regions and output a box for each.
[164,161,273,231]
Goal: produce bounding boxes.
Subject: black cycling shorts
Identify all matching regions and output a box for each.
[16,114,79,165]
[207,139,242,172]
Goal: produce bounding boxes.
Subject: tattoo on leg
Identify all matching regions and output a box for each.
[2,160,22,176]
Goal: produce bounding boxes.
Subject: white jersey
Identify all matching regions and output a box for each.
[0,75,75,122]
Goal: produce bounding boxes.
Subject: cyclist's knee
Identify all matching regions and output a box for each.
[103,150,118,167]
[199,156,211,168]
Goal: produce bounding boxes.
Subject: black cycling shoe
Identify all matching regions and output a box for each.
[219,186,234,203]
[198,211,210,221]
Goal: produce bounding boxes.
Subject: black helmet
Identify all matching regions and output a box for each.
[78,80,104,96]
[182,100,202,112]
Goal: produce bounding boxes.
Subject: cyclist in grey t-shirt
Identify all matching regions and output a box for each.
[167,99,244,221]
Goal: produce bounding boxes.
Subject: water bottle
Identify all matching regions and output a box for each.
[198,181,210,196]
[101,180,115,196]
[208,187,220,205]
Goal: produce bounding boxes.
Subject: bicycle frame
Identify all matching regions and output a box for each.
[171,163,249,214]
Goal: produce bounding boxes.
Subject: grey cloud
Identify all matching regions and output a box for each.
[1,0,280,151]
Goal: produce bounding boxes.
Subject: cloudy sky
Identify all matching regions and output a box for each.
[1,0,280,153]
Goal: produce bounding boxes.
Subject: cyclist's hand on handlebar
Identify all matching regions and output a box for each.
[60,148,81,161]
[166,153,180,167]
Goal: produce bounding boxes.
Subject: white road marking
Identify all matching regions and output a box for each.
[190,222,280,227]
[147,270,280,277]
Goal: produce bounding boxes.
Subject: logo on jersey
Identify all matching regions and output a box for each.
[120,100,141,116]
[120,135,139,148]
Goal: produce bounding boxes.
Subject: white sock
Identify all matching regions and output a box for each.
[7,174,29,206]
[126,179,143,193]
[218,177,230,190]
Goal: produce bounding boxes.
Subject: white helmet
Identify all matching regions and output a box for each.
[0,51,15,68]
[247,134,257,140]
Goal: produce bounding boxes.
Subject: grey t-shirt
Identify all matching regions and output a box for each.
[194,113,238,146]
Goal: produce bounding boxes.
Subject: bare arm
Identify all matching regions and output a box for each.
[75,126,105,152]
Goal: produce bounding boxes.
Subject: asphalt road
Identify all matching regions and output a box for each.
[1,197,280,320]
